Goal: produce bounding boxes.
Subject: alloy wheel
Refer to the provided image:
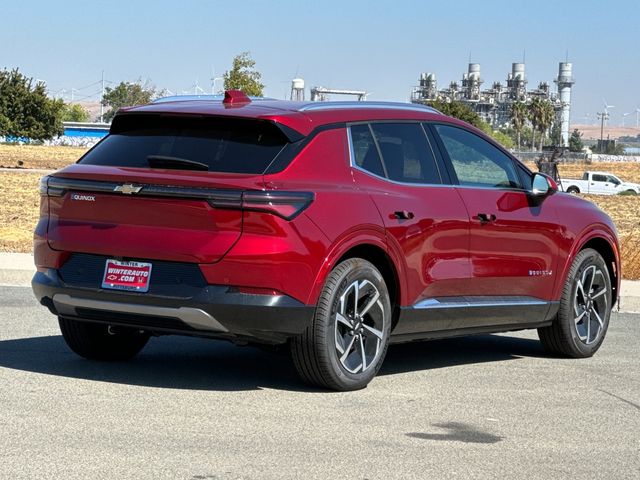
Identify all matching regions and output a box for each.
[573,265,608,345]
[334,279,385,374]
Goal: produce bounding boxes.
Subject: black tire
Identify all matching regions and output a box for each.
[290,258,392,391]
[538,248,612,357]
[59,317,150,361]
[566,186,580,194]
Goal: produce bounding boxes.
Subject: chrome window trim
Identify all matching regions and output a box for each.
[346,123,449,189]
[348,129,531,193]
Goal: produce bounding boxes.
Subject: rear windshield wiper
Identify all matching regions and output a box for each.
[147,155,209,171]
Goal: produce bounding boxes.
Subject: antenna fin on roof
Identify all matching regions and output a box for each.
[223,90,251,105]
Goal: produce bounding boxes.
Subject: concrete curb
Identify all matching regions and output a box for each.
[619,281,640,313]
[1,252,639,313]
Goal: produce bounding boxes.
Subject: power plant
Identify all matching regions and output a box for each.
[410,61,575,146]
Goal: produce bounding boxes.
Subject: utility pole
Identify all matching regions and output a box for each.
[597,111,609,153]
[100,70,105,123]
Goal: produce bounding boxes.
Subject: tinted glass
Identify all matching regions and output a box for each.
[435,124,521,189]
[370,123,440,184]
[350,124,385,177]
[80,115,287,174]
[592,174,607,182]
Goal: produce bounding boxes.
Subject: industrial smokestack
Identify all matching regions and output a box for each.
[512,63,525,80]
[555,62,575,147]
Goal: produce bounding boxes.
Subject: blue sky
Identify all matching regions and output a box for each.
[2,0,639,125]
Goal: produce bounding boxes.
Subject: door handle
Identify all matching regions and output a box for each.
[393,210,415,220]
[476,213,497,224]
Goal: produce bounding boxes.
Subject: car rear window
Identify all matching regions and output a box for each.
[79,114,288,174]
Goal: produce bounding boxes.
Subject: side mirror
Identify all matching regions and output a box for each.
[532,172,557,197]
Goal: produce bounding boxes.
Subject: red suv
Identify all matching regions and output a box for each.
[32,91,620,391]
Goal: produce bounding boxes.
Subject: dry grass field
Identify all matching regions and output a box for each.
[0,148,639,279]
[0,172,41,253]
[0,144,87,170]
[583,194,640,280]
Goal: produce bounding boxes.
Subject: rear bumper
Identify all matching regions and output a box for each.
[32,270,315,345]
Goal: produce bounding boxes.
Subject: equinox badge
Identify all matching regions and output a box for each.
[114,184,143,195]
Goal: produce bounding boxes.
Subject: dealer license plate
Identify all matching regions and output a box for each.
[101,259,152,292]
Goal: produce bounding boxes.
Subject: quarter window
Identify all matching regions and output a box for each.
[370,123,441,184]
[434,124,521,189]
[350,124,385,178]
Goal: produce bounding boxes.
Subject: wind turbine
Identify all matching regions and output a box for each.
[602,99,615,125]
[210,68,223,94]
[190,78,205,95]
[622,112,631,128]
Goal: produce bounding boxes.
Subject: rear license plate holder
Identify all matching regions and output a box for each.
[101,259,152,292]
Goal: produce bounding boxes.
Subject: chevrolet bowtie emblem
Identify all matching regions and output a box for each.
[114,184,143,195]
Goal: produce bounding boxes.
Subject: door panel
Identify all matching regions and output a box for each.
[349,123,470,308]
[431,123,562,301]
[455,187,560,300]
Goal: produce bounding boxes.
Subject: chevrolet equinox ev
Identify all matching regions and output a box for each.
[32,90,620,391]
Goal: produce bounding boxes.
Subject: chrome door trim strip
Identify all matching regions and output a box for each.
[412,296,549,310]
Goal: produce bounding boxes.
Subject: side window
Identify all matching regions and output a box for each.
[370,123,441,184]
[592,174,607,182]
[349,124,385,178]
[434,124,521,189]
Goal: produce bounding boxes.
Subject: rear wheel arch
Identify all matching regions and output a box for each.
[336,244,402,330]
[308,238,404,325]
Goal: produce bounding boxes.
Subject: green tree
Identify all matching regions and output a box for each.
[489,129,515,149]
[569,129,583,152]
[528,98,541,150]
[62,103,91,122]
[101,81,156,122]
[427,99,484,129]
[537,101,555,151]
[528,98,555,151]
[222,52,264,96]
[508,101,528,150]
[0,68,64,140]
[428,100,513,148]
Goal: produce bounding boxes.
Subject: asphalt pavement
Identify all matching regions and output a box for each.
[1,285,638,479]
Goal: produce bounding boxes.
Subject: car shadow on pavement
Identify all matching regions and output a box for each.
[0,333,546,392]
[381,333,547,376]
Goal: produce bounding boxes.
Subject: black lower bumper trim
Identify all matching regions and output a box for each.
[32,270,315,345]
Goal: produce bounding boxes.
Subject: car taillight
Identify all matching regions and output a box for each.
[39,175,65,197]
[206,190,314,220]
[38,175,49,195]
[241,191,314,220]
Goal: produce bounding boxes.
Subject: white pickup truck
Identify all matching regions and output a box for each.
[560,171,640,195]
